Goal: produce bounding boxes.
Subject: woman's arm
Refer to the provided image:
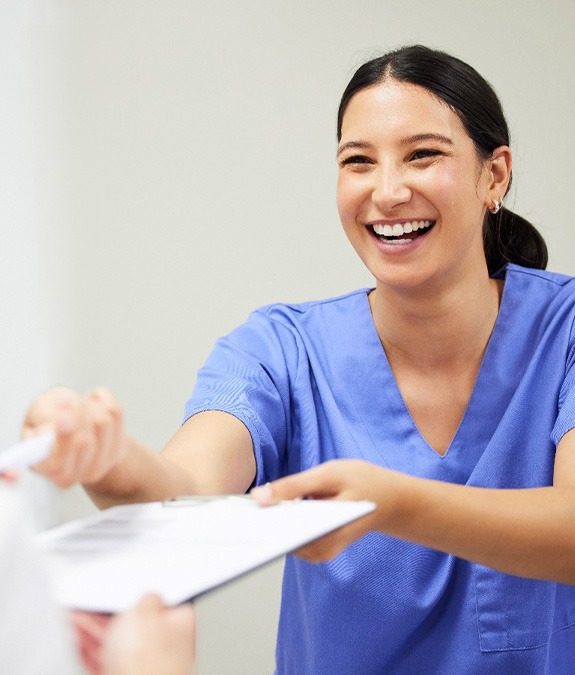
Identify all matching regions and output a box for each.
[253,428,575,584]
[24,387,255,509]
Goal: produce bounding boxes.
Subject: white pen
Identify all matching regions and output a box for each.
[0,432,55,473]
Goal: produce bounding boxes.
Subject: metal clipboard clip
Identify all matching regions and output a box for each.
[162,494,256,508]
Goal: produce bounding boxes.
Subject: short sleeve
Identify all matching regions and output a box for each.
[183,308,299,485]
[551,316,575,445]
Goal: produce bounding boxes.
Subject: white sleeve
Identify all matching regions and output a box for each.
[0,484,82,675]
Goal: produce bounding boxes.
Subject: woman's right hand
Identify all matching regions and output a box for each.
[22,386,129,489]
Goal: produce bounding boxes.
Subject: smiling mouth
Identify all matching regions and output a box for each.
[369,220,435,244]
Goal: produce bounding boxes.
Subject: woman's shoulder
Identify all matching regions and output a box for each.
[211,288,374,370]
[497,265,575,342]
[252,288,372,324]
[499,263,575,289]
[498,264,575,310]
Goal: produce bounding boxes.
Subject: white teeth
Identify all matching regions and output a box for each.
[373,224,388,235]
[372,220,433,237]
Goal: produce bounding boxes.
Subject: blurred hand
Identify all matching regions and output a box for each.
[100,595,196,675]
[251,459,395,562]
[72,610,113,675]
[22,386,128,488]
[0,470,19,483]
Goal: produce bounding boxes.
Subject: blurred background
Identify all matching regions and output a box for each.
[1,0,574,672]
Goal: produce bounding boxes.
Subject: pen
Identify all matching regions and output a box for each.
[0,432,55,473]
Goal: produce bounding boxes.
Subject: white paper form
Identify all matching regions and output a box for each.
[36,497,375,613]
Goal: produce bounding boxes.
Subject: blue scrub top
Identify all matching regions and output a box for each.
[185,264,575,674]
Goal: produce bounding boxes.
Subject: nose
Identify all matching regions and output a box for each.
[371,164,411,211]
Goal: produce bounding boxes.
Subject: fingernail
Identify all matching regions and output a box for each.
[251,482,273,503]
[57,410,74,435]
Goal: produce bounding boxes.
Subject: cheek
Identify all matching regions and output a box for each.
[336,176,363,224]
[336,180,350,225]
[336,180,364,249]
[428,165,459,197]
[427,165,481,214]
[433,169,488,243]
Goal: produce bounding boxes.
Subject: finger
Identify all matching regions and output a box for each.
[0,470,19,483]
[162,602,197,642]
[129,593,167,614]
[37,397,101,487]
[88,387,122,414]
[168,604,197,657]
[32,400,83,486]
[292,536,343,562]
[22,387,80,434]
[72,611,113,642]
[292,518,373,563]
[72,611,113,675]
[251,464,342,504]
[78,393,116,482]
[85,388,125,480]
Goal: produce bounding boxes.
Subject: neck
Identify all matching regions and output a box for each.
[369,266,502,371]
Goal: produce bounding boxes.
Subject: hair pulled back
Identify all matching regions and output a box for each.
[337,45,547,274]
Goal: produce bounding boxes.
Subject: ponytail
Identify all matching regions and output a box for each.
[483,208,548,275]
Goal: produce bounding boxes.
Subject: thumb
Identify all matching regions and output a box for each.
[251,464,340,505]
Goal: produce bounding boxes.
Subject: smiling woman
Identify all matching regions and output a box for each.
[336,45,547,276]
[337,78,506,294]
[23,45,575,674]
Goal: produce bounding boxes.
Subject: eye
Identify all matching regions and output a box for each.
[409,148,442,161]
[339,154,373,167]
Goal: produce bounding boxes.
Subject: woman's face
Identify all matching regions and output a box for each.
[337,79,494,293]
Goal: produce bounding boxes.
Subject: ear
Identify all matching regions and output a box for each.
[485,145,512,208]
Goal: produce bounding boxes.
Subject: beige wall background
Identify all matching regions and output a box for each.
[2,0,574,672]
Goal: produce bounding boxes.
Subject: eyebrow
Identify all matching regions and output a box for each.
[336,141,370,158]
[336,133,454,157]
[402,133,454,146]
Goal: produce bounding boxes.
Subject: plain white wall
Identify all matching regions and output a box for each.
[3,0,575,673]
[0,0,73,525]
[0,1,47,447]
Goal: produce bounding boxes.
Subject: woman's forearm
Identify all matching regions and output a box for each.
[382,471,575,584]
[255,460,575,584]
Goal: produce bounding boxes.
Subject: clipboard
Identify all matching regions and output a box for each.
[36,496,375,613]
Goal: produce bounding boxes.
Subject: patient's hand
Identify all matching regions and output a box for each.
[22,386,128,489]
[72,595,196,675]
[101,595,196,675]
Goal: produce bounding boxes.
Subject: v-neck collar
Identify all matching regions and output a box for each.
[352,267,514,478]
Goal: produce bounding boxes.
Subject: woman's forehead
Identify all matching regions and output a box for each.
[340,79,467,142]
